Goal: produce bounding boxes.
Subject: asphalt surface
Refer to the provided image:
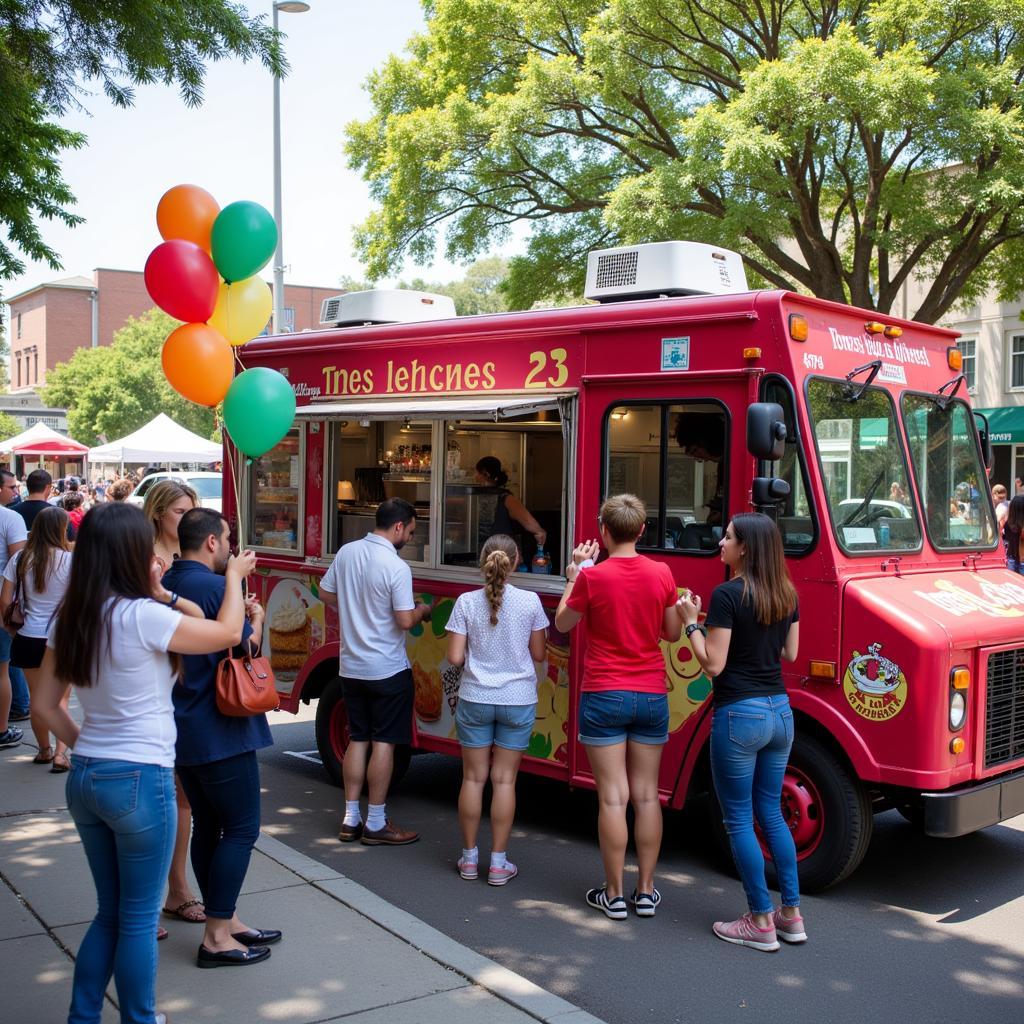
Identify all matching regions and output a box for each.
[258,712,1024,1024]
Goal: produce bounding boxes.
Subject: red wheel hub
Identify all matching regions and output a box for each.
[329,700,350,765]
[757,766,824,861]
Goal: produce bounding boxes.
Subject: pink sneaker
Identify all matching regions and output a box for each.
[487,861,518,886]
[772,907,807,943]
[712,913,780,952]
[457,856,478,880]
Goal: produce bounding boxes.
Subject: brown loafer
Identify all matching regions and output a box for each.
[360,820,419,846]
[338,821,364,843]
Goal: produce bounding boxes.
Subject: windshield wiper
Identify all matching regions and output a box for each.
[843,360,882,401]
[933,374,966,411]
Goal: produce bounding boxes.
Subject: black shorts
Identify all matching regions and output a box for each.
[342,669,413,744]
[11,634,47,670]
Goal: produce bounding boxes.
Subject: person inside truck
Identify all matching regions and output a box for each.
[677,513,804,952]
[673,412,725,528]
[474,457,547,552]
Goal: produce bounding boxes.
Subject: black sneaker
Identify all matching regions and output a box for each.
[9,710,30,722]
[0,727,23,748]
[586,886,627,920]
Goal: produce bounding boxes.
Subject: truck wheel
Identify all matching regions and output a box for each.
[708,732,873,892]
[314,677,411,791]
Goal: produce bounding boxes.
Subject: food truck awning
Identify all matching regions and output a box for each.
[295,394,573,421]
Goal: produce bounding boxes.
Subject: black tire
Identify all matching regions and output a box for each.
[706,731,873,892]
[313,677,411,791]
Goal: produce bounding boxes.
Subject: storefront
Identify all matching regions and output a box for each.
[974,405,1024,487]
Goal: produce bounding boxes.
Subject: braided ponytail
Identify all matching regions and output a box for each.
[480,534,519,625]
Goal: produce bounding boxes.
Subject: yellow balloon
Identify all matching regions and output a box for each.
[208,276,272,346]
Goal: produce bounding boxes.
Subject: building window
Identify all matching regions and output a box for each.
[957,338,976,392]
[16,314,21,340]
[1010,335,1024,390]
[33,350,38,383]
[15,355,21,389]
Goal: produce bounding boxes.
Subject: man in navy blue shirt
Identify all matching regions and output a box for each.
[163,508,280,969]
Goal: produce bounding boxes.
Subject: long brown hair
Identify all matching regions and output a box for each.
[480,534,518,625]
[52,503,159,687]
[17,506,71,597]
[731,513,798,625]
[142,480,198,540]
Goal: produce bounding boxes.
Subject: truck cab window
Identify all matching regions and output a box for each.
[808,380,922,554]
[605,402,727,552]
[762,376,816,554]
[442,410,564,572]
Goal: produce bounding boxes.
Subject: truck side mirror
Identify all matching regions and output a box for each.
[752,477,791,505]
[747,402,786,461]
[974,412,994,472]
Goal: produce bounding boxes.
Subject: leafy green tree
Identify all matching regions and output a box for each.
[0,1,284,280]
[0,411,19,441]
[348,0,1024,322]
[43,308,216,445]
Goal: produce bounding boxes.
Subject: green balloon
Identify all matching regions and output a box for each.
[223,368,296,457]
[210,201,278,283]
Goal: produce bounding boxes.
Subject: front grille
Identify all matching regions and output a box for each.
[985,647,1024,769]
[595,250,638,289]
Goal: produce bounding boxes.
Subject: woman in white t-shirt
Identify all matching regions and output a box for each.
[34,503,259,1023]
[446,534,548,886]
[0,506,73,771]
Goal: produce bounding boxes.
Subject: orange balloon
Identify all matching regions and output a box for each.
[161,323,233,407]
[156,185,220,253]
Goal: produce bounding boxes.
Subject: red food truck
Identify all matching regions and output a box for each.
[227,241,1024,890]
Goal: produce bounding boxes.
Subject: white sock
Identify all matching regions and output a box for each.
[366,803,387,832]
[490,851,507,869]
[461,846,478,863]
[343,801,362,827]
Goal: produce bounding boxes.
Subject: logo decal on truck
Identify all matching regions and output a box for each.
[914,577,1024,619]
[843,643,908,721]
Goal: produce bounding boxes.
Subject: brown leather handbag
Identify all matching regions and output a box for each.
[215,653,279,716]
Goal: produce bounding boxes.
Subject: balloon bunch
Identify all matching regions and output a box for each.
[144,184,297,457]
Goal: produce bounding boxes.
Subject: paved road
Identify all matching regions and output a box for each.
[258,712,1024,1024]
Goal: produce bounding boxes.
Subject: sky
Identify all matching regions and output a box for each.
[2,0,487,306]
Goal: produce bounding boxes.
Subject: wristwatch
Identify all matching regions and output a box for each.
[685,622,704,638]
[166,592,179,609]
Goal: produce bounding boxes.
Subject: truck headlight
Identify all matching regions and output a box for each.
[949,691,967,730]
[949,666,969,731]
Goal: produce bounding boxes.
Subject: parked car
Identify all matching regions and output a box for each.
[836,497,914,521]
[127,471,222,512]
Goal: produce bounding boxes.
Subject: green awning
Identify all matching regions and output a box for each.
[974,407,1024,444]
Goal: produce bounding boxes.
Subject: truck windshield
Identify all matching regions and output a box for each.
[807,379,922,554]
[901,394,997,549]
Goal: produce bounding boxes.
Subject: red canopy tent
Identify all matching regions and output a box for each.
[0,422,89,476]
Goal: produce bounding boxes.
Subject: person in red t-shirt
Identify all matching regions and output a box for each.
[554,494,681,920]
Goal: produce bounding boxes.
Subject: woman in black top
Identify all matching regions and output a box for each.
[1003,495,1024,573]
[474,457,546,552]
[678,513,802,952]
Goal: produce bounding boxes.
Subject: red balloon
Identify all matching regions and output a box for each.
[144,240,219,323]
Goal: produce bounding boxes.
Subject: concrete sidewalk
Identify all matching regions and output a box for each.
[0,741,603,1024]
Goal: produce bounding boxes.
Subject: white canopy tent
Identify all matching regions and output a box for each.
[88,413,220,465]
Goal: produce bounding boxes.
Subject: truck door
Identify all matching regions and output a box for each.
[574,375,752,795]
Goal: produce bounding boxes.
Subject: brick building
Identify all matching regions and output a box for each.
[3,268,338,394]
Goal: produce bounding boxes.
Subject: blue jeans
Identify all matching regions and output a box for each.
[710,695,799,914]
[176,751,261,920]
[0,630,28,715]
[1007,558,1023,574]
[66,757,176,1024]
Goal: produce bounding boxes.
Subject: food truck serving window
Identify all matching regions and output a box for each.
[901,394,997,550]
[807,379,922,555]
[603,401,727,553]
[312,395,574,576]
[246,426,304,553]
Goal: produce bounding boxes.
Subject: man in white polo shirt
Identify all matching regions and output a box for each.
[319,498,432,846]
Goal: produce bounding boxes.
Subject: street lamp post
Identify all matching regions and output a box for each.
[272,1,310,335]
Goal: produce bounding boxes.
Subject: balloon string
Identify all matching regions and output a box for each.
[217,408,246,551]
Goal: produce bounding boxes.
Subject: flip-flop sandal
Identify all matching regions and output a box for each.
[33,748,55,764]
[162,899,206,923]
[157,926,169,941]
[49,755,70,774]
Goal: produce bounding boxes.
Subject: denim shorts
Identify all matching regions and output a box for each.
[578,690,670,746]
[455,700,537,751]
[0,628,11,664]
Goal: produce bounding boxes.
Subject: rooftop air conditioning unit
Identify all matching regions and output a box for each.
[319,289,457,327]
[584,241,748,303]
